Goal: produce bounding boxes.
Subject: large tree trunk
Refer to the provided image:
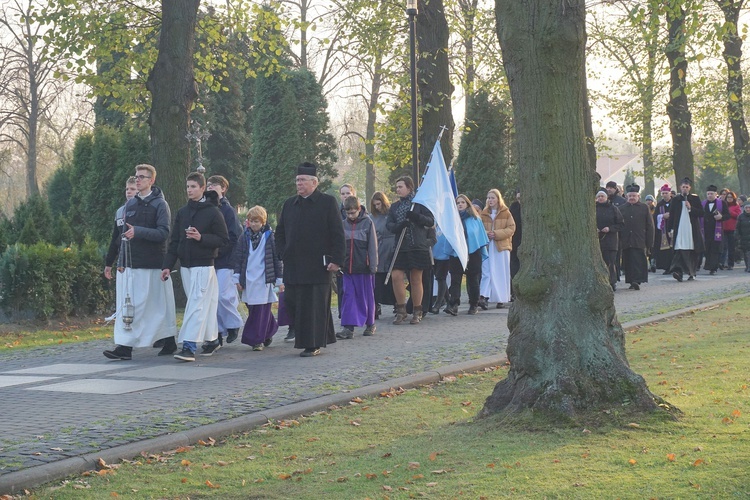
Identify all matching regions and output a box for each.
[665,2,694,184]
[481,0,661,421]
[146,0,200,209]
[417,0,455,169]
[717,0,750,195]
[459,0,478,119]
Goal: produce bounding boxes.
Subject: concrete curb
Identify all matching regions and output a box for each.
[2,293,747,494]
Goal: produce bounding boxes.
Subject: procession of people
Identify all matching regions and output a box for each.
[103,160,750,361]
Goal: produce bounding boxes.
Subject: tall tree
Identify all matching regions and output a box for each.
[665,0,695,183]
[417,0,455,169]
[146,0,200,208]
[455,90,513,198]
[481,0,663,420]
[0,0,70,198]
[589,1,667,193]
[715,0,750,194]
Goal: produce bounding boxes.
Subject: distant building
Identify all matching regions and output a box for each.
[596,154,673,197]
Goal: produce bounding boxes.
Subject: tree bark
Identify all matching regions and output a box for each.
[365,56,382,203]
[481,0,662,421]
[146,0,200,209]
[717,0,750,195]
[458,0,478,119]
[665,2,694,184]
[417,0,455,169]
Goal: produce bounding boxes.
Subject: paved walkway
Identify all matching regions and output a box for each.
[1,268,749,492]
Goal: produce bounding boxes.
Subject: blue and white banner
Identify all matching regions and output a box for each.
[413,140,469,269]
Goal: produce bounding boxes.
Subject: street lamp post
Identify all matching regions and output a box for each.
[406,0,419,183]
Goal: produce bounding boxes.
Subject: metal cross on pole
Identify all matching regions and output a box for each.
[186,121,211,174]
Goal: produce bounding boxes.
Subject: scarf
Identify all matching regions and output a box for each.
[394,192,415,223]
[249,224,269,250]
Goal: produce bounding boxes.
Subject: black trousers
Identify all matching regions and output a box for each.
[448,251,482,307]
[622,247,649,284]
[601,249,618,287]
[670,249,699,278]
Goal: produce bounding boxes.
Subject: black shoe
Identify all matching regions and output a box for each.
[467,307,478,315]
[300,348,321,357]
[444,303,458,316]
[103,345,132,360]
[496,302,504,309]
[687,275,695,281]
[174,348,195,361]
[336,328,354,340]
[226,328,239,344]
[709,270,716,275]
[478,297,489,311]
[631,282,640,290]
[672,271,683,282]
[264,337,273,347]
[152,338,166,348]
[284,329,295,342]
[158,337,178,356]
[200,339,222,356]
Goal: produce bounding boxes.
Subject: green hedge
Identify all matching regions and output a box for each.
[0,241,112,320]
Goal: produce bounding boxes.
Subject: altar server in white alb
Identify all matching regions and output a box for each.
[200,175,244,356]
[104,164,178,360]
[162,172,229,362]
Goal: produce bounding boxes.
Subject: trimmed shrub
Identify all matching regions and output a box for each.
[0,242,113,320]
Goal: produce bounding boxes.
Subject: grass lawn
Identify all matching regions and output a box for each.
[27,299,750,499]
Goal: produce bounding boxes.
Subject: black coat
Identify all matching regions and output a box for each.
[596,201,623,252]
[163,190,229,270]
[619,201,655,250]
[736,211,750,250]
[702,198,730,246]
[509,200,522,253]
[652,198,673,252]
[276,189,346,285]
[386,199,435,252]
[667,193,705,253]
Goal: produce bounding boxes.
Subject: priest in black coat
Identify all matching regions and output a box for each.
[276,162,346,357]
[619,184,655,290]
[667,177,704,281]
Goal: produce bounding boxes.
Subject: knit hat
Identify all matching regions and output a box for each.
[471,198,484,210]
[605,181,618,189]
[645,195,655,201]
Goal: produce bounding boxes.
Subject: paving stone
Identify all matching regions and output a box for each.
[26,379,175,395]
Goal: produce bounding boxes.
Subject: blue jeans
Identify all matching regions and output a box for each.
[182,341,197,353]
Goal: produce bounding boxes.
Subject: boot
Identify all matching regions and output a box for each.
[226,328,239,344]
[158,336,177,356]
[430,280,447,314]
[393,304,408,325]
[410,305,423,324]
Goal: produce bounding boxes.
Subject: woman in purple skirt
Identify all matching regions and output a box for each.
[336,196,378,339]
[231,206,283,351]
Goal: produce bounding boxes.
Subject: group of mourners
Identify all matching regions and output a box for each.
[102,162,520,360]
[595,177,750,292]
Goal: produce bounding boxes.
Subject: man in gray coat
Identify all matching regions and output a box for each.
[618,184,655,291]
[276,162,346,357]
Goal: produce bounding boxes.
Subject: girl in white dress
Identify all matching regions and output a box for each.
[479,189,516,308]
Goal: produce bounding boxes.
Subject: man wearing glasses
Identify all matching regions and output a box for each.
[104,164,178,360]
[275,162,345,357]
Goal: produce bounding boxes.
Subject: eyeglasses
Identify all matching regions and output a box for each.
[134,175,152,180]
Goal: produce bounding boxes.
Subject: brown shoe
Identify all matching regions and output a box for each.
[410,305,423,324]
[393,304,408,325]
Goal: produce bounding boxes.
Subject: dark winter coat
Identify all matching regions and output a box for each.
[619,201,655,251]
[342,208,378,274]
[214,196,242,270]
[596,201,623,252]
[386,199,435,252]
[736,211,750,251]
[276,188,346,285]
[105,203,128,268]
[231,226,282,288]
[106,187,171,269]
[609,193,627,209]
[371,212,395,273]
[667,193,705,253]
[162,190,229,270]
[509,200,522,253]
